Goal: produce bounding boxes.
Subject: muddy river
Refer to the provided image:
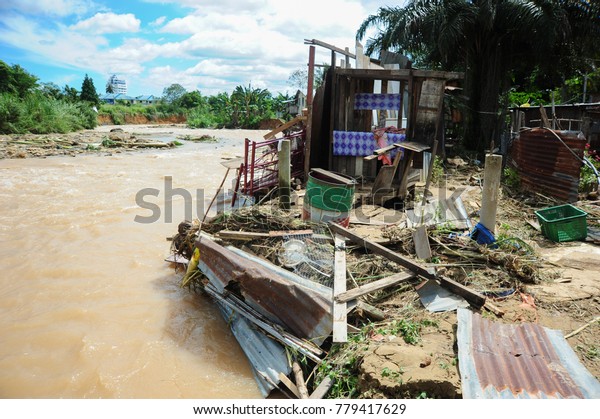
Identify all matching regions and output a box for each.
[0,126,266,398]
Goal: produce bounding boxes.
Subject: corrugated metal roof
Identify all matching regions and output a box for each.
[510,128,585,202]
[214,300,290,397]
[457,308,600,399]
[196,235,332,342]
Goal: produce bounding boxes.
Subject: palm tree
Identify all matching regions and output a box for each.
[230,84,273,128]
[357,0,599,153]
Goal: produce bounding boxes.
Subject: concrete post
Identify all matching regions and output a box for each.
[279,139,291,209]
[480,154,503,233]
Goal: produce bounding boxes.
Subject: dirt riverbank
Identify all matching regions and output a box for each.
[0,124,267,159]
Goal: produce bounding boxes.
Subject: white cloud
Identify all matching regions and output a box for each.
[141,0,267,13]
[0,0,391,96]
[150,16,167,27]
[70,12,141,34]
[0,0,97,17]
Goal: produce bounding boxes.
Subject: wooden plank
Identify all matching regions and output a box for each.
[309,377,334,399]
[373,144,400,155]
[311,168,355,186]
[393,141,431,153]
[220,157,244,169]
[363,154,380,161]
[484,300,505,317]
[333,234,348,343]
[334,68,464,82]
[335,271,414,303]
[396,149,415,199]
[329,223,486,307]
[278,373,302,399]
[371,143,404,196]
[412,225,432,259]
[263,115,306,140]
[356,300,385,321]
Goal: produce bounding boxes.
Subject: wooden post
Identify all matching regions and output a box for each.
[279,139,291,209]
[307,46,315,108]
[480,154,503,233]
[333,234,348,342]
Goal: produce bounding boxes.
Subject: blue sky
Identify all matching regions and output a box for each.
[0,0,399,97]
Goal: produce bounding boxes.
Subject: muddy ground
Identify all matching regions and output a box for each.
[319,167,600,399]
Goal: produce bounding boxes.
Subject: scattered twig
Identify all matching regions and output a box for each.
[565,316,600,339]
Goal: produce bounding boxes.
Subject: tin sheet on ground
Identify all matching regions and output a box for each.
[416,280,469,312]
[457,308,600,398]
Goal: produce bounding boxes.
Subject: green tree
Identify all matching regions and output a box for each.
[178,90,207,109]
[162,83,187,104]
[288,69,308,91]
[273,92,293,120]
[357,0,600,153]
[230,84,273,128]
[39,82,63,100]
[288,64,329,93]
[106,82,114,94]
[0,60,38,98]
[62,85,79,102]
[80,74,99,105]
[208,92,232,127]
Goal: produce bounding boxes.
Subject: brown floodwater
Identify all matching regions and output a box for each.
[0,131,263,398]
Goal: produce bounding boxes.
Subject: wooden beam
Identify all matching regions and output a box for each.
[335,271,414,303]
[438,276,486,307]
[309,377,334,399]
[329,223,486,307]
[263,115,306,140]
[307,45,315,107]
[304,39,357,60]
[329,223,434,280]
[334,68,464,81]
[333,234,348,343]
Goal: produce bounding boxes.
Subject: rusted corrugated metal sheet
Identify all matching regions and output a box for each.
[511,128,585,202]
[458,308,600,399]
[195,235,332,341]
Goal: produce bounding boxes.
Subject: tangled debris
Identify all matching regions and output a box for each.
[167,163,600,399]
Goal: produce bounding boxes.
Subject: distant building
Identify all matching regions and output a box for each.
[99,93,157,106]
[107,74,127,95]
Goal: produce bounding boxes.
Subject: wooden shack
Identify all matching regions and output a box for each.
[307,65,463,184]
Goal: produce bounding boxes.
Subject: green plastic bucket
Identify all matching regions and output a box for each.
[302,170,355,226]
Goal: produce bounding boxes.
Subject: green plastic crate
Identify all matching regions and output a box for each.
[535,204,587,242]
